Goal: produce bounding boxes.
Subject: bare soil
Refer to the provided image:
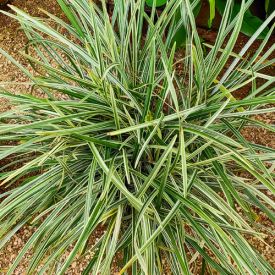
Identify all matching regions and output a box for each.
[0,1,274,274]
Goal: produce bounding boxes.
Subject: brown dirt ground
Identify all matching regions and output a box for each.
[0,1,274,274]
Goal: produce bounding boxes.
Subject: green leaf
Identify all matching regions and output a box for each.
[169,9,187,48]
[169,2,201,48]
[145,0,168,8]
[57,0,85,38]
[208,0,216,28]
[265,0,275,16]
[216,0,269,39]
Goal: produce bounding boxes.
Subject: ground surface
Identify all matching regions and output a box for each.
[0,1,274,274]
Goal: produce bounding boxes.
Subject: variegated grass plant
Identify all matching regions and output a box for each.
[0,0,274,274]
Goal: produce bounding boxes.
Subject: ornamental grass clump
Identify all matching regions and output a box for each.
[0,0,274,274]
